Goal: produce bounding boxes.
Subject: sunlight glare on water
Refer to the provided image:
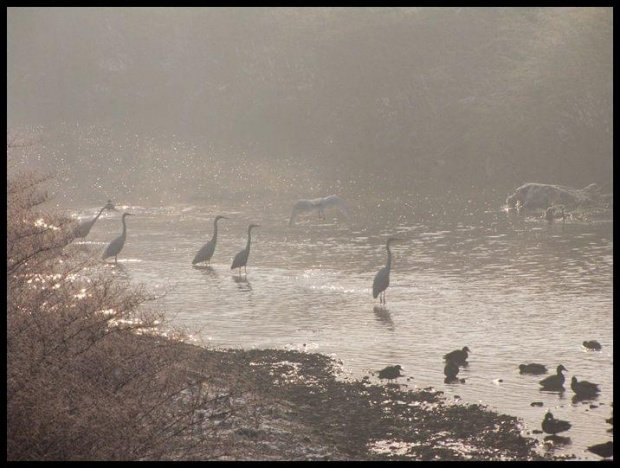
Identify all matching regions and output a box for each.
[76,200,613,460]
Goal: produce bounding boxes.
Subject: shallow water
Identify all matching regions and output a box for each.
[72,199,613,460]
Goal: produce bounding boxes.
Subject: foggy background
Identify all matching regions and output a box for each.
[7,7,613,207]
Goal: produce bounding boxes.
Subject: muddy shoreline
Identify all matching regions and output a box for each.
[164,339,571,461]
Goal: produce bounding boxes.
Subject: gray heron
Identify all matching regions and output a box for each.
[102,212,133,263]
[192,215,230,265]
[289,195,349,226]
[231,224,259,275]
[75,200,116,238]
[372,237,399,304]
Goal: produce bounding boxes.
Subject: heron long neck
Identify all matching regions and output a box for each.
[93,206,106,223]
[386,242,392,272]
[121,216,128,239]
[212,218,220,243]
[246,227,253,252]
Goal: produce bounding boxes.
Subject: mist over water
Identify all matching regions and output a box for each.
[8,7,613,205]
[8,7,612,461]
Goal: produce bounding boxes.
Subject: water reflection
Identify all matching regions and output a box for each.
[539,388,567,398]
[85,201,612,460]
[232,275,252,291]
[444,377,466,384]
[572,394,599,405]
[544,435,572,446]
[194,264,218,277]
[373,306,394,329]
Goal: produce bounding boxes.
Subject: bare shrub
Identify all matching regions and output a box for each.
[7,167,243,460]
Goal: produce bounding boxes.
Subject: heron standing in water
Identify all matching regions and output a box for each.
[192,215,230,265]
[75,200,117,238]
[102,212,133,264]
[373,237,399,305]
[231,224,259,275]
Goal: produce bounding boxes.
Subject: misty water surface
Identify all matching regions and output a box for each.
[71,196,613,461]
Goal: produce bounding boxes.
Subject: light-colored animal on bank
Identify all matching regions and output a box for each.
[289,195,349,226]
[506,183,608,212]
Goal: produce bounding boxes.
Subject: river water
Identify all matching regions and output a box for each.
[71,197,613,460]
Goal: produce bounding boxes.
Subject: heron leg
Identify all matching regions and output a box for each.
[244,265,247,274]
[115,255,118,264]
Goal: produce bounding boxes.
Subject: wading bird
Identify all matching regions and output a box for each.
[444,347,471,366]
[192,215,230,265]
[102,213,132,264]
[373,237,399,305]
[519,363,548,375]
[75,200,116,238]
[378,365,403,383]
[542,412,571,435]
[231,224,259,275]
[570,376,600,398]
[289,195,349,226]
[539,364,567,391]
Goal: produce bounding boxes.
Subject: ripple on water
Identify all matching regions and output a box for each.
[78,203,612,460]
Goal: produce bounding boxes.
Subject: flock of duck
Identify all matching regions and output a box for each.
[378,341,612,459]
[76,199,612,459]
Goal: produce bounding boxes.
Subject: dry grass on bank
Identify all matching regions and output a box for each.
[7,168,249,460]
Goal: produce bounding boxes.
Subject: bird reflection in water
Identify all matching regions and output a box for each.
[233,275,252,291]
[373,306,394,329]
[194,264,218,277]
[544,435,571,446]
[106,261,127,274]
[571,393,599,405]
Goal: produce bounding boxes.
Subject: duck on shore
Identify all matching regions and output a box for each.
[378,365,404,383]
